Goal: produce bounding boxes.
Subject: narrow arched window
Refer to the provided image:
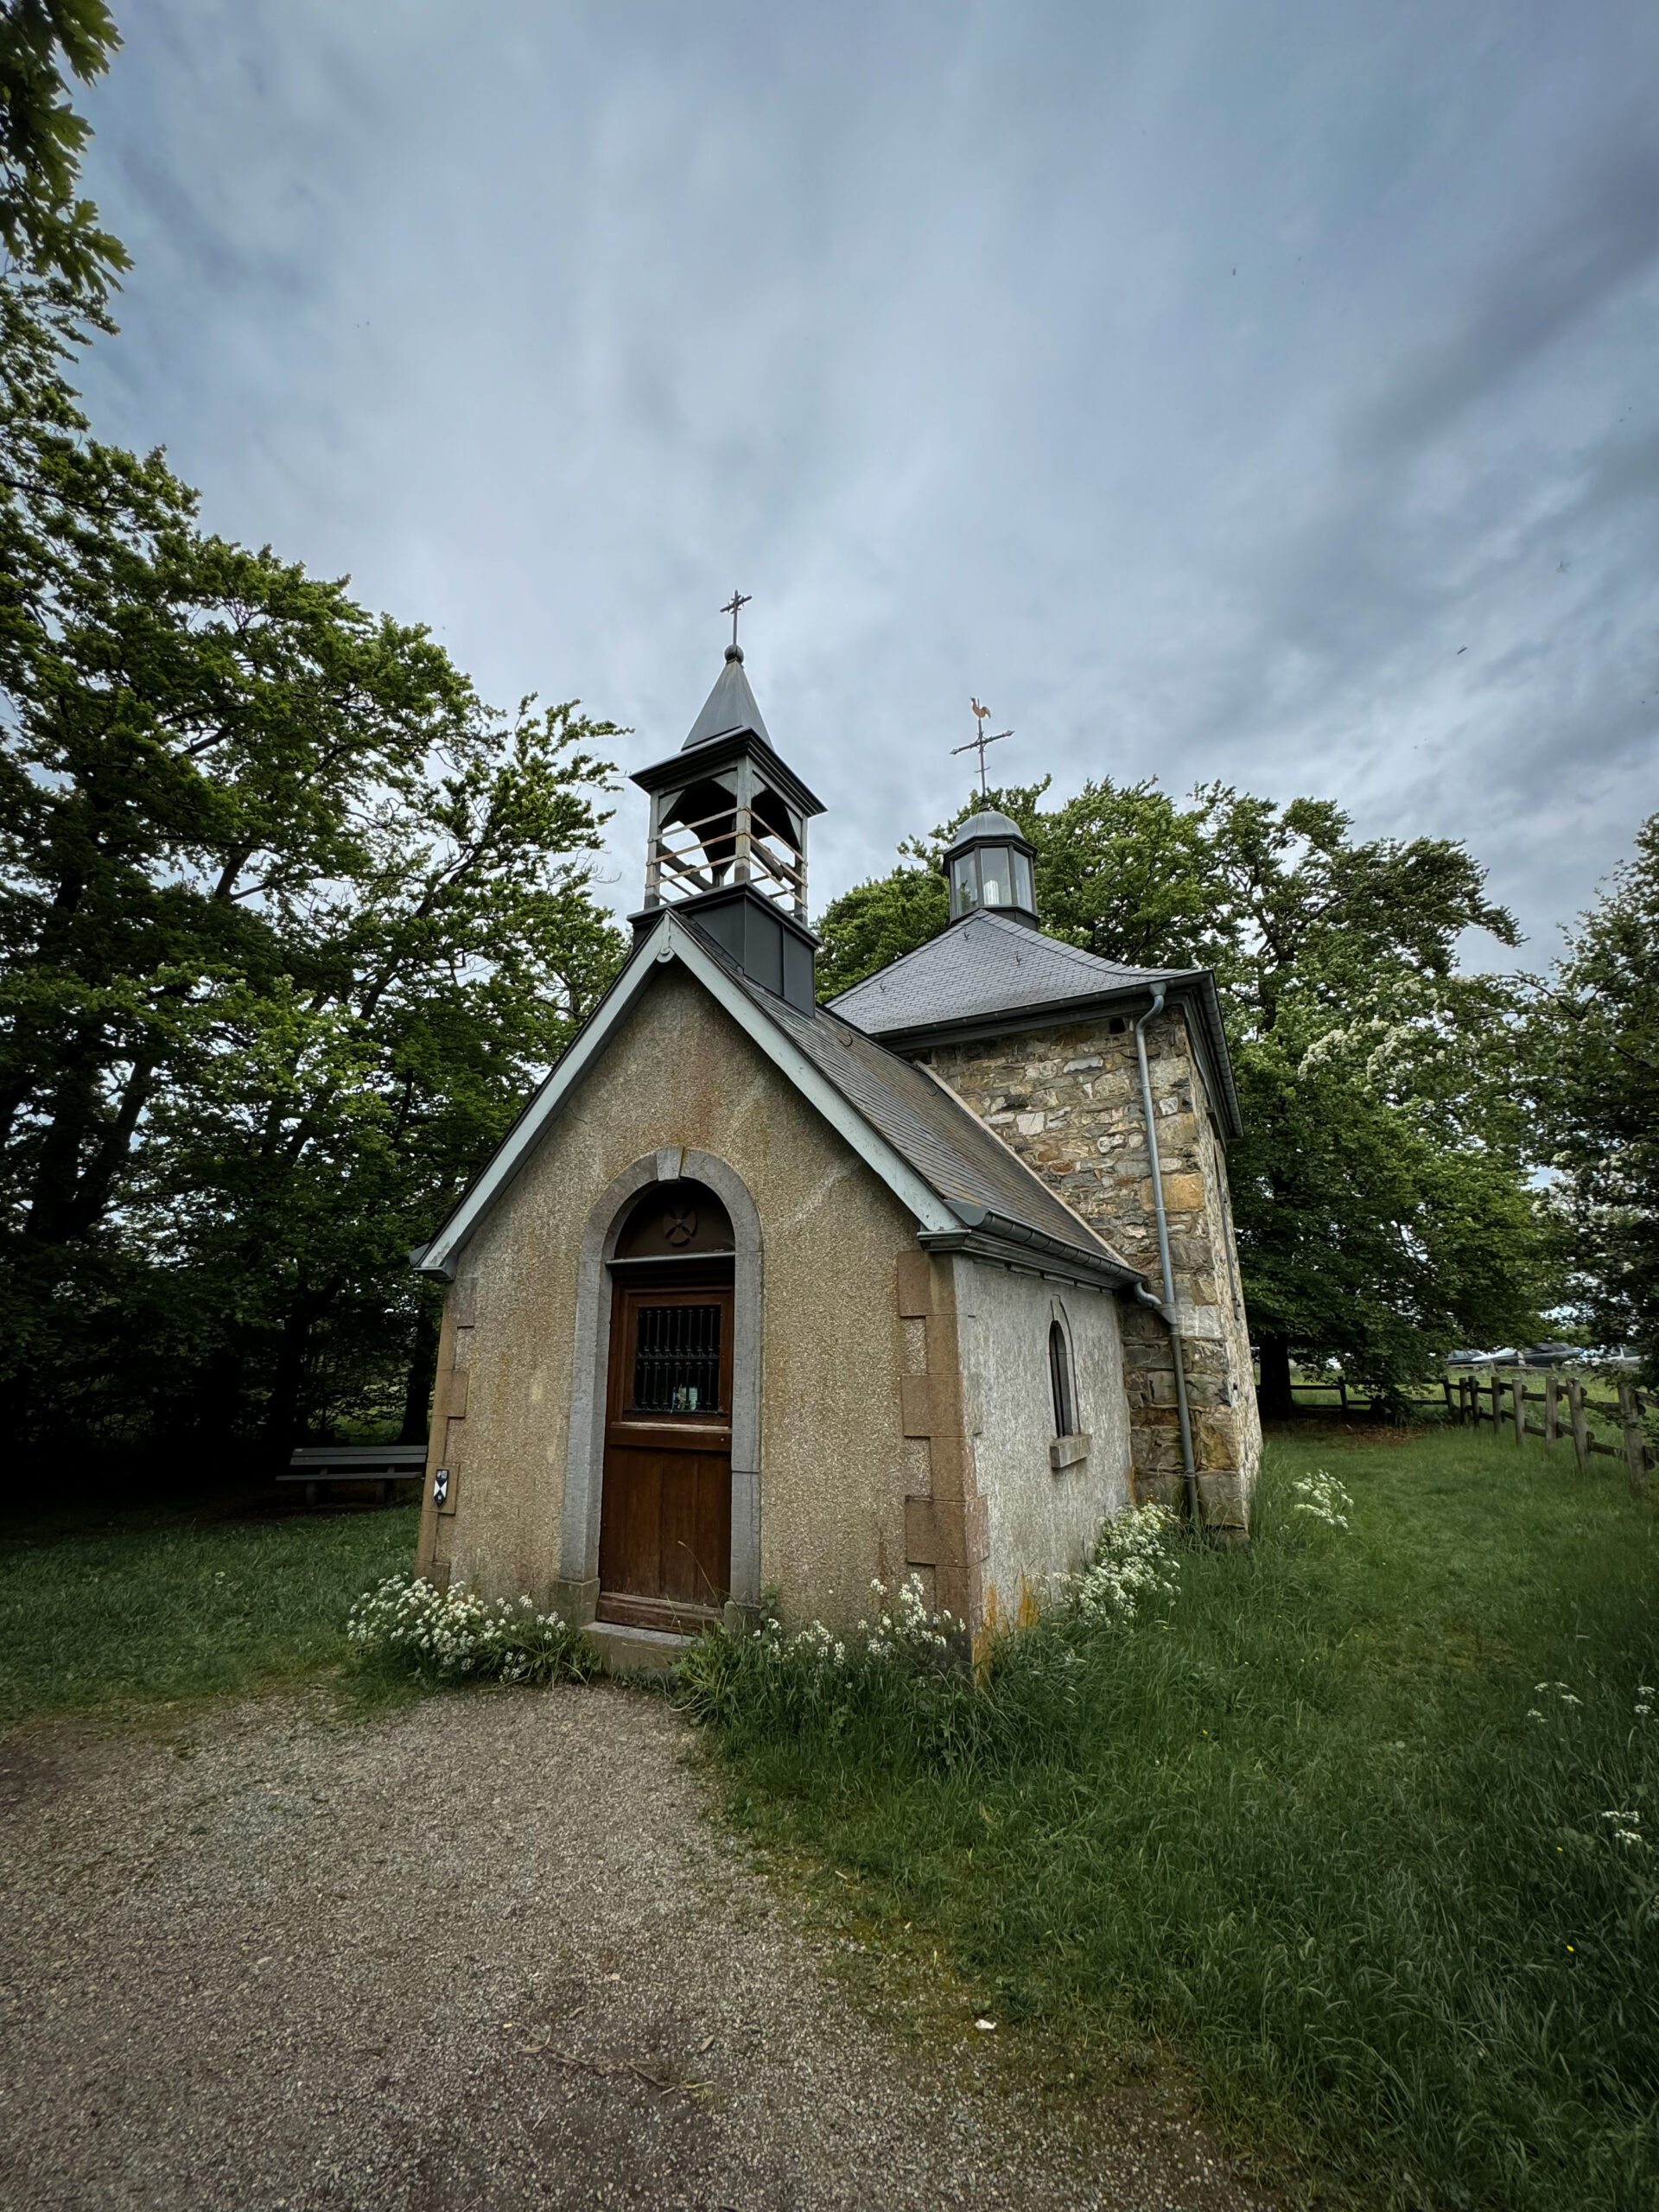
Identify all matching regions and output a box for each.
[1048,1318,1076,1439]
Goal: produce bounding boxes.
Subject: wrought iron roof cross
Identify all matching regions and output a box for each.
[720,589,752,651]
[951,696,1014,799]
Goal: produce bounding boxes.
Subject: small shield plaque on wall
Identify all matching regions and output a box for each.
[432,1466,450,1510]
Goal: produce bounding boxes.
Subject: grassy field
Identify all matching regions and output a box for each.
[0,1495,420,1732]
[700,1427,1659,2212]
[6,1438,1655,2209]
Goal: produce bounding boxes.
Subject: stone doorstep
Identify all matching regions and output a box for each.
[584,1620,695,1677]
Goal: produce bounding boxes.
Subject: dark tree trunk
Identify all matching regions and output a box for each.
[398,1296,442,1446]
[262,1274,344,1471]
[22,1034,104,1243]
[1257,1332,1294,1421]
[263,1306,315,1472]
[188,1343,251,1450]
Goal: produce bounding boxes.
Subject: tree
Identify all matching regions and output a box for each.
[0,376,627,1462]
[813,777,1225,1000]
[1196,791,1543,1414]
[1526,814,1659,1378]
[0,0,127,302]
[0,2,632,1477]
[0,473,626,1458]
[816,779,1547,1408]
[814,848,947,1000]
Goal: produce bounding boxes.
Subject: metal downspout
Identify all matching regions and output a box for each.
[1133,983,1201,1529]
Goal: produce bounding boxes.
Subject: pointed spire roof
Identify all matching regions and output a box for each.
[683,645,772,751]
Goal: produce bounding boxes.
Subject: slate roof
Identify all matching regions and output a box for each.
[829,912,1242,1139]
[682,646,772,751]
[830,911,1181,1033]
[411,906,1145,1286]
[693,925,1142,1282]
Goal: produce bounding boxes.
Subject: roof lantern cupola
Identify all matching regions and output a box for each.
[944,696,1038,926]
[628,594,825,1011]
[944,808,1039,925]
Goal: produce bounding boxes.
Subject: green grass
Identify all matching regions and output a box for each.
[0,1496,421,1732]
[697,1431,1659,2212]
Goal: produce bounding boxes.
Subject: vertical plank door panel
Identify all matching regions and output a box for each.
[597,1281,734,1631]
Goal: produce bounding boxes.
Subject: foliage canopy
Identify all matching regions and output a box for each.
[817,777,1547,1402]
[0,15,630,1470]
[1527,812,1659,1377]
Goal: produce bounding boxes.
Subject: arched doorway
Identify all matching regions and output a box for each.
[595,1179,735,1630]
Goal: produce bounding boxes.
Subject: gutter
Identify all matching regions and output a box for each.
[1133,983,1201,1528]
[918,1205,1144,1292]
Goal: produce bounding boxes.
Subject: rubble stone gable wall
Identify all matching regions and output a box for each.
[918,1005,1261,1530]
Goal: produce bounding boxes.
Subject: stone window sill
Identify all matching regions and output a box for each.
[1049,1433,1090,1472]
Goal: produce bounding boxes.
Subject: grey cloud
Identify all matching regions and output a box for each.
[70,0,1659,968]
[1359,135,1659,455]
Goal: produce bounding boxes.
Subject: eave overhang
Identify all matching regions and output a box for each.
[629,729,826,821]
[918,1210,1142,1293]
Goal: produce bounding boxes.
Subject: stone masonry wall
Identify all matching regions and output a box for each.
[918,1007,1261,1533]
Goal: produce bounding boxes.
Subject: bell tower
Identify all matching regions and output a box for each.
[630,637,825,1012]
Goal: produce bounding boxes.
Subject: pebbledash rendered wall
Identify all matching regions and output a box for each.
[415,967,923,1626]
[920,1002,1261,1534]
[412,961,1139,1634]
[954,1259,1131,1621]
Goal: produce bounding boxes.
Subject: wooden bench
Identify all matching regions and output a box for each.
[281,1444,429,1506]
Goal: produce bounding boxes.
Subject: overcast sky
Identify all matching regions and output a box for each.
[77,1,1659,963]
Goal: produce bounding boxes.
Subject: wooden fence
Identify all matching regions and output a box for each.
[1281,1368,1654,1499]
[1451,1370,1654,1499]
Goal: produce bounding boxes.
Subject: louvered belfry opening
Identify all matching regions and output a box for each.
[631,643,823,925]
[631,1301,722,1414]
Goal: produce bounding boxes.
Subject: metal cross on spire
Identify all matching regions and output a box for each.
[951,696,1014,799]
[720,589,752,652]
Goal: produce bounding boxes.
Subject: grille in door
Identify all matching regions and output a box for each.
[632,1304,721,1413]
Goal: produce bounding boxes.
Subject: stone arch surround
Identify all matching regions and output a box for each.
[556,1147,764,1624]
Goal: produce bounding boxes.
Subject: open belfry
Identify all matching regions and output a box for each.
[411,626,1259,1668]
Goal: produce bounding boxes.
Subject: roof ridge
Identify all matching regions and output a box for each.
[830,912,1184,1006]
[976,914,1142,976]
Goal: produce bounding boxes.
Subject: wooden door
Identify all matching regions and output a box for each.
[597,1281,734,1630]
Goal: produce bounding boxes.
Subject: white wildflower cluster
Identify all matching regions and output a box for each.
[857,1574,958,1661]
[1291,1470,1352,1529]
[347,1573,592,1685]
[1637,1684,1655,1719]
[786,1619,849,1667]
[1068,1503,1179,1626]
[754,1573,961,1671]
[1599,1809,1648,1850]
[1529,1680,1584,1721]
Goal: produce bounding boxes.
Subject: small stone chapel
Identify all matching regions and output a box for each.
[411,643,1261,1666]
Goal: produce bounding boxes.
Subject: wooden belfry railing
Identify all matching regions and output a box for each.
[646,797,805,912]
[644,760,808,919]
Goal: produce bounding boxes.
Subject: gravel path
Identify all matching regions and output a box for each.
[0,1684,1267,2210]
